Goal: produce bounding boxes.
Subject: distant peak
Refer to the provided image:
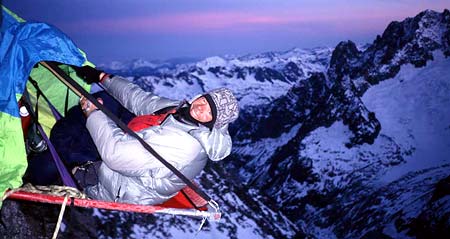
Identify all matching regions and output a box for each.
[420,9,439,16]
[196,56,228,68]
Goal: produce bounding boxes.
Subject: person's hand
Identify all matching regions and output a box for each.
[74,65,105,84]
[80,96,103,117]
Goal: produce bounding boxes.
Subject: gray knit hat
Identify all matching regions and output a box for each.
[203,88,239,129]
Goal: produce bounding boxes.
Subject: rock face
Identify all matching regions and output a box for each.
[1,9,449,239]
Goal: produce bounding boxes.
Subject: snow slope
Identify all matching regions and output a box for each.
[297,50,450,237]
[300,51,450,190]
[363,51,450,183]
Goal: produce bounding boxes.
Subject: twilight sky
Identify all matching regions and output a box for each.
[3,0,449,64]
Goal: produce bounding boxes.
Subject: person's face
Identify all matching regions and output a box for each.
[190,96,213,123]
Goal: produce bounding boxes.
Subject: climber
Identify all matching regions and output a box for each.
[74,66,239,205]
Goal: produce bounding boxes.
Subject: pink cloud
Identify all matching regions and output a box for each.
[62,6,442,36]
[64,11,303,34]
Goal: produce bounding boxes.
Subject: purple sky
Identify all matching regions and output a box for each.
[3,0,449,64]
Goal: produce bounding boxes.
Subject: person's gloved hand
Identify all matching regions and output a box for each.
[80,96,103,117]
[74,65,104,84]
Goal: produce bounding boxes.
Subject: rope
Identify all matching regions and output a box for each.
[52,194,69,239]
[19,184,87,199]
[3,184,84,239]
[197,216,208,234]
[1,188,21,201]
[1,185,83,203]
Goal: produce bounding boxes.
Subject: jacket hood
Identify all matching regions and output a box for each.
[189,124,232,161]
[163,115,232,161]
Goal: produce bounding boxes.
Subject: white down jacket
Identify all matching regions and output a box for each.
[84,76,233,205]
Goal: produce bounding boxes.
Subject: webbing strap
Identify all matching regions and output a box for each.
[28,77,63,121]
[22,89,77,188]
[36,119,78,188]
[64,87,70,116]
[40,61,213,203]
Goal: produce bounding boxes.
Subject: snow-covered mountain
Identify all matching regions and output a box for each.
[103,46,332,108]
[96,57,201,76]
[90,9,449,239]
[227,9,450,238]
[1,8,449,239]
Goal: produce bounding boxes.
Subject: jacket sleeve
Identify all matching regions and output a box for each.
[85,110,203,172]
[101,75,179,115]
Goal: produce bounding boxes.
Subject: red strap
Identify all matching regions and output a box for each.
[159,186,208,210]
[99,73,110,83]
[127,109,176,132]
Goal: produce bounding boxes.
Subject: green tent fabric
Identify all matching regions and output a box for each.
[0,6,93,207]
[0,114,27,204]
[27,63,93,135]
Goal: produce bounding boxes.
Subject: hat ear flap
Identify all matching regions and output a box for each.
[205,88,239,129]
[203,94,217,121]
